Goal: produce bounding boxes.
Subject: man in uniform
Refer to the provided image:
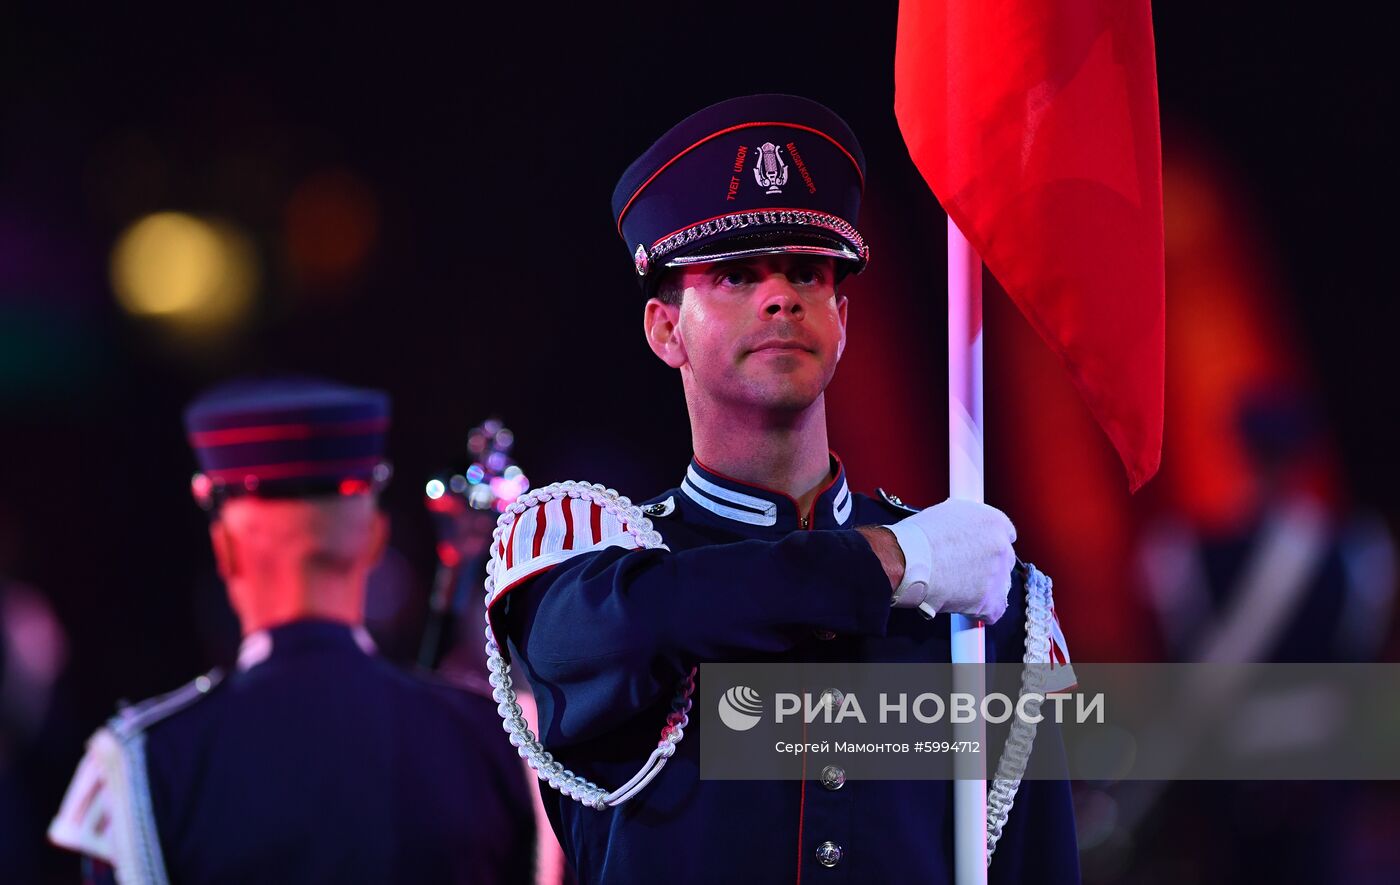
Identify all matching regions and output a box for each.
[488,95,1079,882]
[50,377,536,884]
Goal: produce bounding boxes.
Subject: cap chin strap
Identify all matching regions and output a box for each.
[483,481,695,810]
[985,562,1058,864]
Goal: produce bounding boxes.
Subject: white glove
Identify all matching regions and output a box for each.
[885,498,1017,624]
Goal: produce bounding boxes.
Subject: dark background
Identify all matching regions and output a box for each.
[2,3,1395,882]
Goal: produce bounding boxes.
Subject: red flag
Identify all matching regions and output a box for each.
[895,0,1165,490]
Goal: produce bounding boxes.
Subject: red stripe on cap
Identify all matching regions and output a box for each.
[205,455,381,482]
[561,496,575,550]
[191,417,389,448]
[590,501,602,544]
[532,501,548,559]
[616,122,866,237]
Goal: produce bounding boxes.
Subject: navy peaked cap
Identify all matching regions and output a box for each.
[612,94,869,295]
[184,376,391,506]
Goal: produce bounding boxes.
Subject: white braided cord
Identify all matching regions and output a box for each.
[985,562,1057,863]
[485,483,1060,837]
[483,481,695,810]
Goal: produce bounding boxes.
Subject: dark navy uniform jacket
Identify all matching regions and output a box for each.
[53,620,536,885]
[499,457,1079,884]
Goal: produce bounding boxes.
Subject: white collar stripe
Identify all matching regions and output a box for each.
[681,478,778,526]
[237,631,273,671]
[682,480,770,516]
[833,479,852,525]
[352,626,378,656]
[684,466,779,516]
[237,626,375,672]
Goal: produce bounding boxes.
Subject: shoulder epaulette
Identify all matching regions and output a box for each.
[490,480,668,602]
[482,479,682,811]
[47,672,219,881]
[110,669,225,742]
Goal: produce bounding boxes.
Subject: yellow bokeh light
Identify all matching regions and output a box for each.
[110,212,257,327]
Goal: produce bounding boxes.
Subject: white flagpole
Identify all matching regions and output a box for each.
[947,217,989,885]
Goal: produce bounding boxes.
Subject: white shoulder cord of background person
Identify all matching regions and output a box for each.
[482,482,1061,865]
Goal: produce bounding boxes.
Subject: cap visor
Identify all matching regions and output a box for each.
[664,242,860,268]
[663,229,861,269]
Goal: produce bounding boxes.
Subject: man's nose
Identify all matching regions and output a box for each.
[759,275,804,318]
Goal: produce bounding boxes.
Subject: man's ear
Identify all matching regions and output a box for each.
[835,293,849,362]
[209,518,238,581]
[643,298,688,369]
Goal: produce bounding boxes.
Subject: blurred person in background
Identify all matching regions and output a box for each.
[0,509,73,884]
[1117,383,1398,883]
[48,377,537,884]
[1138,384,1394,665]
[419,420,527,686]
[1125,143,1398,885]
[991,136,1399,883]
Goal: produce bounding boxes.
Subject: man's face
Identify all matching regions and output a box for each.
[644,253,848,413]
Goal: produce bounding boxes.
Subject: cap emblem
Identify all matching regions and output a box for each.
[634,243,651,276]
[753,142,789,195]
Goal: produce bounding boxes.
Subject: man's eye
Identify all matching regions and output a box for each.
[717,269,750,287]
[791,267,824,286]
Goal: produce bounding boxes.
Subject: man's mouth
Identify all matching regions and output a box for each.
[749,340,812,354]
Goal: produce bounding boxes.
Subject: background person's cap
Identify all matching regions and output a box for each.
[184,376,391,509]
